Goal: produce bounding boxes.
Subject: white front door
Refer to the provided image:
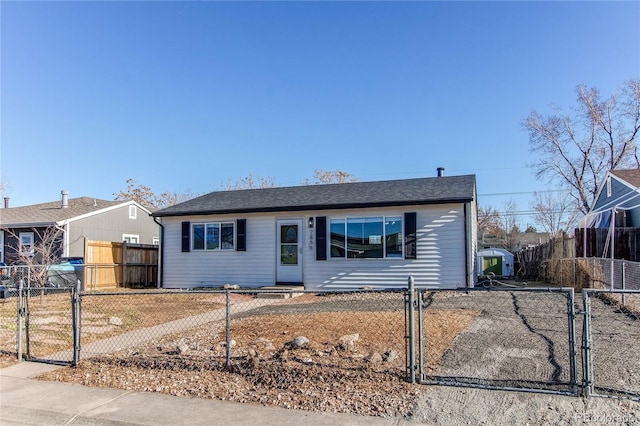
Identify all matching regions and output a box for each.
[276,219,303,283]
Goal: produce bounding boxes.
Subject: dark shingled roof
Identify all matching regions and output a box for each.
[153,175,476,217]
[0,197,123,227]
[611,169,640,188]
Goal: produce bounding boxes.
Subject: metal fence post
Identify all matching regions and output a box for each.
[566,289,578,395]
[225,289,231,369]
[622,262,626,306]
[417,287,425,382]
[407,276,416,384]
[582,290,594,397]
[72,279,82,366]
[17,279,24,362]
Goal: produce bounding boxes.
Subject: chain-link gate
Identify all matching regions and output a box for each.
[406,284,579,395]
[582,289,640,401]
[17,283,79,365]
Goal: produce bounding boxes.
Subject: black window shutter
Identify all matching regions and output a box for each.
[236,219,246,251]
[316,216,327,261]
[404,212,417,259]
[181,221,191,252]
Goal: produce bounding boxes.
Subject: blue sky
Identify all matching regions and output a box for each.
[1,1,638,228]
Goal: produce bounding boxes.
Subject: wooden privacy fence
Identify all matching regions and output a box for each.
[575,228,640,261]
[84,240,158,290]
[515,228,640,282]
[514,234,575,280]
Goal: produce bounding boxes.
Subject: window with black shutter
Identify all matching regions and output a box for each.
[236,219,246,251]
[315,216,327,260]
[404,212,417,259]
[181,221,190,252]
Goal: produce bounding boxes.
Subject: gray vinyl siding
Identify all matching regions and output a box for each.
[66,205,159,257]
[160,203,473,290]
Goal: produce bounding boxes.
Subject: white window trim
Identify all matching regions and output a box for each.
[152,237,160,246]
[19,232,35,257]
[129,205,137,219]
[122,234,140,244]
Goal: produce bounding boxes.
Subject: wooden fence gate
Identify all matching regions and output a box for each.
[84,240,158,290]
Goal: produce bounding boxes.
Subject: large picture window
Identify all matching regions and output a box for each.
[330,216,403,259]
[192,222,235,251]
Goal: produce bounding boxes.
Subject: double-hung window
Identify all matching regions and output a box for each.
[19,232,35,257]
[330,216,402,259]
[192,222,235,251]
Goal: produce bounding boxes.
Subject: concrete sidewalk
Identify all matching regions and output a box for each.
[1,362,412,426]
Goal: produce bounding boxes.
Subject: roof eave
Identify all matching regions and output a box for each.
[0,221,59,229]
[152,197,475,218]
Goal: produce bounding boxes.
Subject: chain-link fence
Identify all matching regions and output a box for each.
[546,258,640,291]
[0,284,76,365]
[0,287,20,365]
[1,265,51,288]
[2,274,639,405]
[415,288,578,395]
[78,290,408,378]
[583,289,640,401]
[0,263,157,291]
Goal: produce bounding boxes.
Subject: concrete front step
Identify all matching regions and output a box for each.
[256,286,305,299]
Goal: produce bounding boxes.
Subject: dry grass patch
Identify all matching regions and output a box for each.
[0,291,228,364]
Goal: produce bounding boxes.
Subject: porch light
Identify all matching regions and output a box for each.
[308,217,314,228]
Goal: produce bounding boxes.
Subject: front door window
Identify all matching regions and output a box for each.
[280,225,298,265]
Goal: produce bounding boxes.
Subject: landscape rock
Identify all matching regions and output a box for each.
[290,336,310,349]
[109,317,123,326]
[223,284,240,290]
[367,352,383,364]
[252,337,275,351]
[338,333,359,352]
[177,342,190,355]
[383,349,399,362]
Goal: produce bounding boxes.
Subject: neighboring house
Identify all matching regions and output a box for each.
[580,168,640,229]
[153,174,478,290]
[0,191,159,263]
[577,168,640,260]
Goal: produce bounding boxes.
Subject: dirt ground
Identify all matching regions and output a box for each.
[33,291,640,424]
[4,290,640,424]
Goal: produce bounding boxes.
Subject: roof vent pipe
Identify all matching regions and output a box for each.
[61,190,69,209]
[3,197,8,208]
[437,167,445,177]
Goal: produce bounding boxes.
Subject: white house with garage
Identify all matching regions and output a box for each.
[152,173,478,290]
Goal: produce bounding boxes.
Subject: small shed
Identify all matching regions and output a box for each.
[477,248,514,278]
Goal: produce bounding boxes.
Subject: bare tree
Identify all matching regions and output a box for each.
[530,191,581,237]
[156,190,198,207]
[219,174,277,190]
[500,199,521,250]
[0,177,8,197]
[478,205,503,237]
[114,178,158,208]
[523,79,640,214]
[2,226,64,287]
[115,178,197,209]
[302,169,360,185]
